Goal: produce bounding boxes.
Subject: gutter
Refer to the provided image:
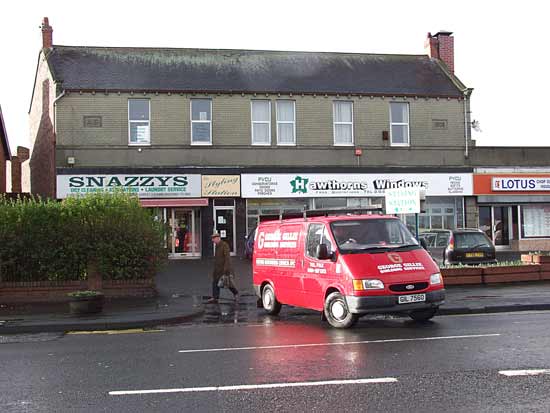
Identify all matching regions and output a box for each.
[52,89,65,137]
[462,88,473,159]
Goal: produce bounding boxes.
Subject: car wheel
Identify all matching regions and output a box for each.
[409,308,438,322]
[262,284,281,316]
[324,292,358,329]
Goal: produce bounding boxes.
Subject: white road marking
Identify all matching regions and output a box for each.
[499,369,550,377]
[109,377,397,396]
[178,333,500,353]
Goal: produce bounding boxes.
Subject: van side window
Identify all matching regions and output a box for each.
[306,224,333,258]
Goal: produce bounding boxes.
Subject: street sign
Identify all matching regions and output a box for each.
[385,188,421,214]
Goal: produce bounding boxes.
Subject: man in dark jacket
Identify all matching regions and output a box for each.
[208,233,239,303]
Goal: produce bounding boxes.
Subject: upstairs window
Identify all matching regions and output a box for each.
[191,99,212,145]
[128,99,150,145]
[276,100,296,145]
[390,102,410,146]
[333,101,353,145]
[251,100,271,145]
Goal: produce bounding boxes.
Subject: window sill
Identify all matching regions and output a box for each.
[190,142,213,146]
[128,143,151,147]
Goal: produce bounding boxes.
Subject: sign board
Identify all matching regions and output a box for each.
[492,177,550,192]
[385,188,421,214]
[201,175,240,197]
[241,173,472,198]
[57,174,201,199]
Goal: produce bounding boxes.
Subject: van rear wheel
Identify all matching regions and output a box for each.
[262,284,281,316]
[409,308,438,322]
[324,292,358,329]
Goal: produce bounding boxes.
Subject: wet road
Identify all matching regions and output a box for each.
[2,307,550,412]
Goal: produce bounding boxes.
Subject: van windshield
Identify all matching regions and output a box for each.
[330,219,419,254]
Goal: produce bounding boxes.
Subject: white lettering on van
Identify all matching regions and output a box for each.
[256,258,296,268]
[257,232,265,249]
[403,262,425,271]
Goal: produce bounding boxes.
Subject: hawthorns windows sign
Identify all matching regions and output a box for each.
[241,173,472,198]
[56,174,201,199]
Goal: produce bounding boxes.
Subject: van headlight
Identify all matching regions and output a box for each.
[430,273,442,285]
[353,279,385,290]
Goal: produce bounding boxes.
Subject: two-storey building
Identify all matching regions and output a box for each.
[31,18,478,258]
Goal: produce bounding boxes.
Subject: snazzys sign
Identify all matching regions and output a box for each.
[241,173,472,198]
[57,174,201,199]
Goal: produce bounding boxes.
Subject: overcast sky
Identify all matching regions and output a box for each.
[1,0,547,153]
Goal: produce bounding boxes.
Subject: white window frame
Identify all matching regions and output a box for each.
[190,99,213,146]
[128,99,151,146]
[251,100,272,146]
[390,102,410,147]
[333,101,354,146]
[276,100,296,146]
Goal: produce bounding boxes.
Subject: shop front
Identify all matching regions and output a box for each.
[474,172,550,251]
[241,172,472,235]
[56,173,207,259]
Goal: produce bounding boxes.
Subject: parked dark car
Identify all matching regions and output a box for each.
[419,228,497,266]
[244,227,256,260]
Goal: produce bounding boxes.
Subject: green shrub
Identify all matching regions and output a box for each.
[0,192,166,282]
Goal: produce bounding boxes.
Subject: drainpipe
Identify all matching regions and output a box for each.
[52,89,65,136]
[462,88,473,159]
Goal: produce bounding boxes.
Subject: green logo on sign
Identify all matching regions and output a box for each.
[290,176,309,194]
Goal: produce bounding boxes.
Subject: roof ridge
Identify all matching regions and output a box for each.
[51,44,428,58]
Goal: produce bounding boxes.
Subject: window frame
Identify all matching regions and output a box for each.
[276,100,296,146]
[251,100,272,146]
[332,101,354,146]
[128,99,151,146]
[190,99,213,146]
[389,102,410,147]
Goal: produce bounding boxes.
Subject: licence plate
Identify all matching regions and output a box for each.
[465,252,484,258]
[398,294,426,304]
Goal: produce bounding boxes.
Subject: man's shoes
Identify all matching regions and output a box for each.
[234,293,239,302]
[206,297,218,304]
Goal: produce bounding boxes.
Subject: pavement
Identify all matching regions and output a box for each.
[2,258,550,334]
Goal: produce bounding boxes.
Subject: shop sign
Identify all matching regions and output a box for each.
[492,177,550,192]
[241,173,472,198]
[201,175,240,197]
[56,174,201,199]
[385,188,421,214]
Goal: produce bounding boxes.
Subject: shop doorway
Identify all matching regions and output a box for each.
[169,208,201,258]
[479,206,517,247]
[214,205,236,256]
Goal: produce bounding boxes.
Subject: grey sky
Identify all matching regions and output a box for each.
[0,0,547,153]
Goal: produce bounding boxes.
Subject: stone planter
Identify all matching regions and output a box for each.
[532,255,550,264]
[521,254,533,263]
[68,294,104,315]
[483,265,540,284]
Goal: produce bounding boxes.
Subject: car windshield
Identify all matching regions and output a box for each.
[455,232,492,249]
[330,219,419,254]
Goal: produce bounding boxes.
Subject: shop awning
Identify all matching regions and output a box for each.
[140,198,209,207]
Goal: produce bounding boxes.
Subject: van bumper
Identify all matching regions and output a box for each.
[346,289,445,314]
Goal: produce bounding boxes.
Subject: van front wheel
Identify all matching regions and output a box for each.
[324,292,358,329]
[262,284,282,316]
[409,308,438,322]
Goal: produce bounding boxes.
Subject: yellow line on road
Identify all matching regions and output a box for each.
[66,328,164,335]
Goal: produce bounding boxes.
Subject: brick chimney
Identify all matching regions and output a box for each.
[41,17,53,49]
[11,146,29,193]
[425,31,454,73]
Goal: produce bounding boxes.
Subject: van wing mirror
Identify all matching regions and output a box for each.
[420,238,428,249]
[316,244,331,260]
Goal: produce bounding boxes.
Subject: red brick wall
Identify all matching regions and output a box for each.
[0,144,5,193]
[30,79,56,198]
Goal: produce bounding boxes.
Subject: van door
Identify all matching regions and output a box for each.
[302,223,337,311]
[274,223,304,306]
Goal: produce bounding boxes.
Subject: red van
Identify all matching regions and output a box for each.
[253,210,445,328]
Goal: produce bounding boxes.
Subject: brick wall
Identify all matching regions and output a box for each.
[0,143,5,193]
[29,55,57,198]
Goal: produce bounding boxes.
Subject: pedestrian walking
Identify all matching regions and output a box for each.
[207,233,239,303]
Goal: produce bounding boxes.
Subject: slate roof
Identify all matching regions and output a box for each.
[46,46,466,97]
[0,105,12,160]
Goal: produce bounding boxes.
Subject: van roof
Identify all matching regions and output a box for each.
[258,213,398,226]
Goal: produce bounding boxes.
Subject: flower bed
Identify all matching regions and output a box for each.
[441,262,543,285]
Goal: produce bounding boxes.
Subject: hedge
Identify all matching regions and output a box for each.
[0,192,166,282]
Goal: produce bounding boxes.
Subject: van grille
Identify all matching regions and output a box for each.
[389,282,429,292]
